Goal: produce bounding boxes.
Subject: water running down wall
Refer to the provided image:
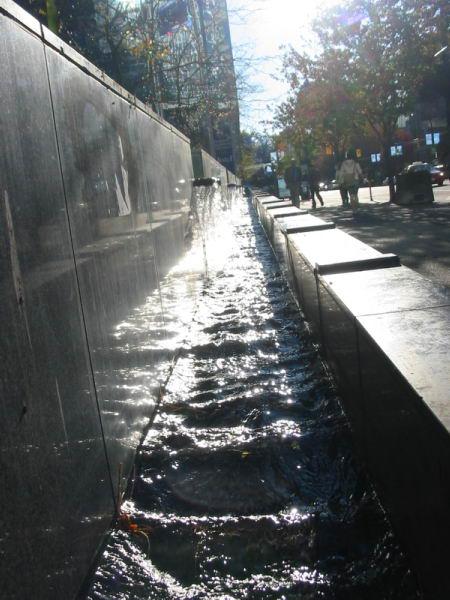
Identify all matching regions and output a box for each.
[0,2,238,597]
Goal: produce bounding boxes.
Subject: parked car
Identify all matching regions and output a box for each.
[405,162,446,186]
[431,165,446,186]
[406,161,430,173]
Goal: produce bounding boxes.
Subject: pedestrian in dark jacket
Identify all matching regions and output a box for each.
[307,163,324,209]
[284,159,301,207]
[299,161,310,201]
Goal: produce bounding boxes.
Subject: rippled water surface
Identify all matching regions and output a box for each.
[87,193,419,599]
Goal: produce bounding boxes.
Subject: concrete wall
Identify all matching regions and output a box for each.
[193,148,228,186]
[226,169,241,187]
[253,194,450,600]
[0,2,237,598]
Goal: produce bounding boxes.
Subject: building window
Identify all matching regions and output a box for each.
[390,145,403,156]
[426,132,440,145]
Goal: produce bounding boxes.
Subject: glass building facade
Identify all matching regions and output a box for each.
[15,0,240,170]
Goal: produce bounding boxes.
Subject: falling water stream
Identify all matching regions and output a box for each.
[86,189,420,599]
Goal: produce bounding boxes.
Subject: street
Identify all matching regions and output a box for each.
[318,183,450,207]
[308,183,450,288]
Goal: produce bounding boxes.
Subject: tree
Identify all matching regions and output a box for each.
[240,130,273,163]
[276,72,362,160]
[93,0,134,83]
[278,0,445,199]
[238,130,276,180]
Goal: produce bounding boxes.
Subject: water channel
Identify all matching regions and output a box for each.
[86,190,420,599]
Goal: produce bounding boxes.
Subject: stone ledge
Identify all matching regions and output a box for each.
[315,253,400,276]
[254,192,450,600]
[264,201,293,210]
[282,222,335,233]
[271,208,303,218]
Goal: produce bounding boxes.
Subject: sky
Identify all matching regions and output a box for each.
[227,0,339,133]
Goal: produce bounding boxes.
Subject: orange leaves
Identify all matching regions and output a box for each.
[117,510,152,535]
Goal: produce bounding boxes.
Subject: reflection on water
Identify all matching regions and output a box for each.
[86,193,419,599]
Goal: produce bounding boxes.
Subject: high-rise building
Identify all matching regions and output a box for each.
[154,0,240,170]
[15,0,240,170]
[194,0,240,170]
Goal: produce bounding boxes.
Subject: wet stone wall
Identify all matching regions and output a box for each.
[0,2,235,598]
[193,148,229,190]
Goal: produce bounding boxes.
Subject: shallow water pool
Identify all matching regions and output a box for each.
[86,194,419,600]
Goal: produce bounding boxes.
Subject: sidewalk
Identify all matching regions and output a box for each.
[310,185,450,288]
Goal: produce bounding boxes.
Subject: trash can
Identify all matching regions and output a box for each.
[394,171,434,205]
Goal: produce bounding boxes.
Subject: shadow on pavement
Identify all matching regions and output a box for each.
[317,202,450,288]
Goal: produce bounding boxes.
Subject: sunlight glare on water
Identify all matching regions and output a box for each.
[86,189,419,600]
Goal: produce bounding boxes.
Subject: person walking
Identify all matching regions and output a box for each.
[299,160,310,202]
[307,163,324,209]
[337,149,363,211]
[284,159,302,207]
[335,157,349,205]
